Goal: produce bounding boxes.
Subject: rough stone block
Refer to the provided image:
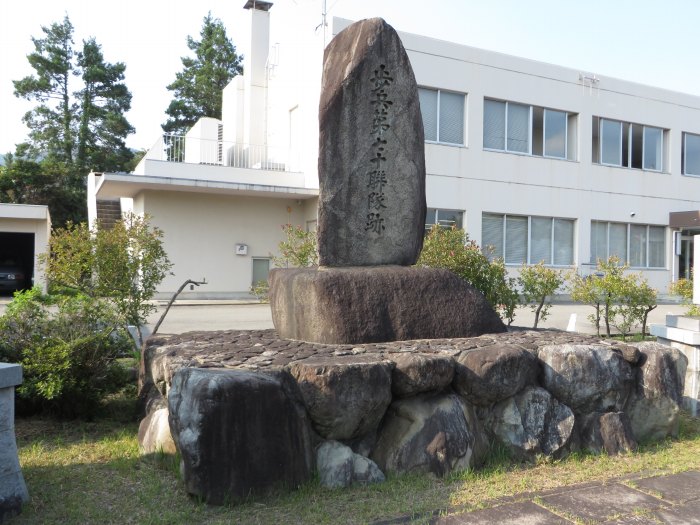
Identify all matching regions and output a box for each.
[371,392,484,477]
[391,353,455,398]
[487,386,575,460]
[270,266,505,344]
[289,355,393,440]
[138,405,176,455]
[316,441,385,488]
[168,368,315,505]
[539,344,634,414]
[625,342,687,441]
[579,411,637,455]
[453,344,540,406]
[654,337,700,416]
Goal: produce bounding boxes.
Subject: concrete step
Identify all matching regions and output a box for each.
[666,314,700,332]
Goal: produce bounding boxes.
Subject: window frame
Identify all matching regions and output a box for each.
[596,117,665,172]
[484,99,576,161]
[419,87,465,147]
[600,118,623,167]
[543,108,568,160]
[482,213,576,267]
[590,221,666,269]
[483,100,532,155]
[425,208,464,234]
[642,125,663,172]
[683,132,700,176]
[251,257,271,286]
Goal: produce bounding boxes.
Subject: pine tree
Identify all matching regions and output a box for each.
[13,16,75,164]
[75,38,134,173]
[162,12,243,134]
[13,15,134,174]
[9,15,135,226]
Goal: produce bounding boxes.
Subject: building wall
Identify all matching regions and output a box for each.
[323,18,700,292]
[106,11,700,297]
[134,190,314,298]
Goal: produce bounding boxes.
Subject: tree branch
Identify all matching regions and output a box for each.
[150,278,207,337]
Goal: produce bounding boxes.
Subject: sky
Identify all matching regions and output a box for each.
[1,0,700,155]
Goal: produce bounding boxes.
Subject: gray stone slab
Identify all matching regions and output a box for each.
[650,324,700,345]
[634,470,700,504]
[0,430,22,478]
[432,502,571,524]
[655,498,700,524]
[0,467,29,521]
[0,364,21,389]
[0,388,14,432]
[540,483,664,522]
[600,514,663,524]
[666,315,700,331]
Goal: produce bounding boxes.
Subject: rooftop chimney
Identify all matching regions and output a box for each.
[242,1,273,147]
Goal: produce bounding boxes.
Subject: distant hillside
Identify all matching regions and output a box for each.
[0,154,4,167]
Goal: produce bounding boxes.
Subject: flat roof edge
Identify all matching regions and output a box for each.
[96,173,319,198]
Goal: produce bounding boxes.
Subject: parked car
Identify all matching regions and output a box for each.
[0,255,25,293]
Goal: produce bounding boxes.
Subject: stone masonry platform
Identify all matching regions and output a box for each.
[138,328,688,505]
[140,328,620,379]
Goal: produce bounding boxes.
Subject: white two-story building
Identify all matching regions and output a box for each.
[88,1,700,298]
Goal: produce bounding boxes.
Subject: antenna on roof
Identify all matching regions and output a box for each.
[315,0,328,43]
[579,72,600,98]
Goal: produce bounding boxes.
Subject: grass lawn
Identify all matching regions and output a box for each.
[12,401,700,525]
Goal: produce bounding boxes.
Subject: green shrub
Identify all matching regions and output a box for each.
[669,274,700,316]
[249,280,270,303]
[518,262,565,328]
[569,257,657,339]
[0,288,131,418]
[418,226,518,324]
[40,214,172,350]
[273,224,318,268]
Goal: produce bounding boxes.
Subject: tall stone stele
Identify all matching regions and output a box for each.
[317,17,426,266]
[270,18,505,344]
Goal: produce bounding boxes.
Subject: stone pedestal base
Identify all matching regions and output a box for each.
[269,266,506,344]
[0,364,28,522]
[651,315,700,416]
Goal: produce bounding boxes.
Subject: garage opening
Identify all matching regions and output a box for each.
[0,232,35,295]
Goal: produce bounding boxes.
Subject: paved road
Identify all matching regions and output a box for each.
[0,299,689,335]
[151,301,688,335]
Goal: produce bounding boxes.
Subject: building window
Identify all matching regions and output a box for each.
[590,221,665,268]
[251,258,271,286]
[418,88,465,145]
[425,208,463,234]
[683,132,700,176]
[592,117,666,172]
[482,213,575,266]
[483,99,577,160]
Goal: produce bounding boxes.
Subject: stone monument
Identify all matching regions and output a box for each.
[0,363,29,521]
[316,17,426,267]
[270,18,505,344]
